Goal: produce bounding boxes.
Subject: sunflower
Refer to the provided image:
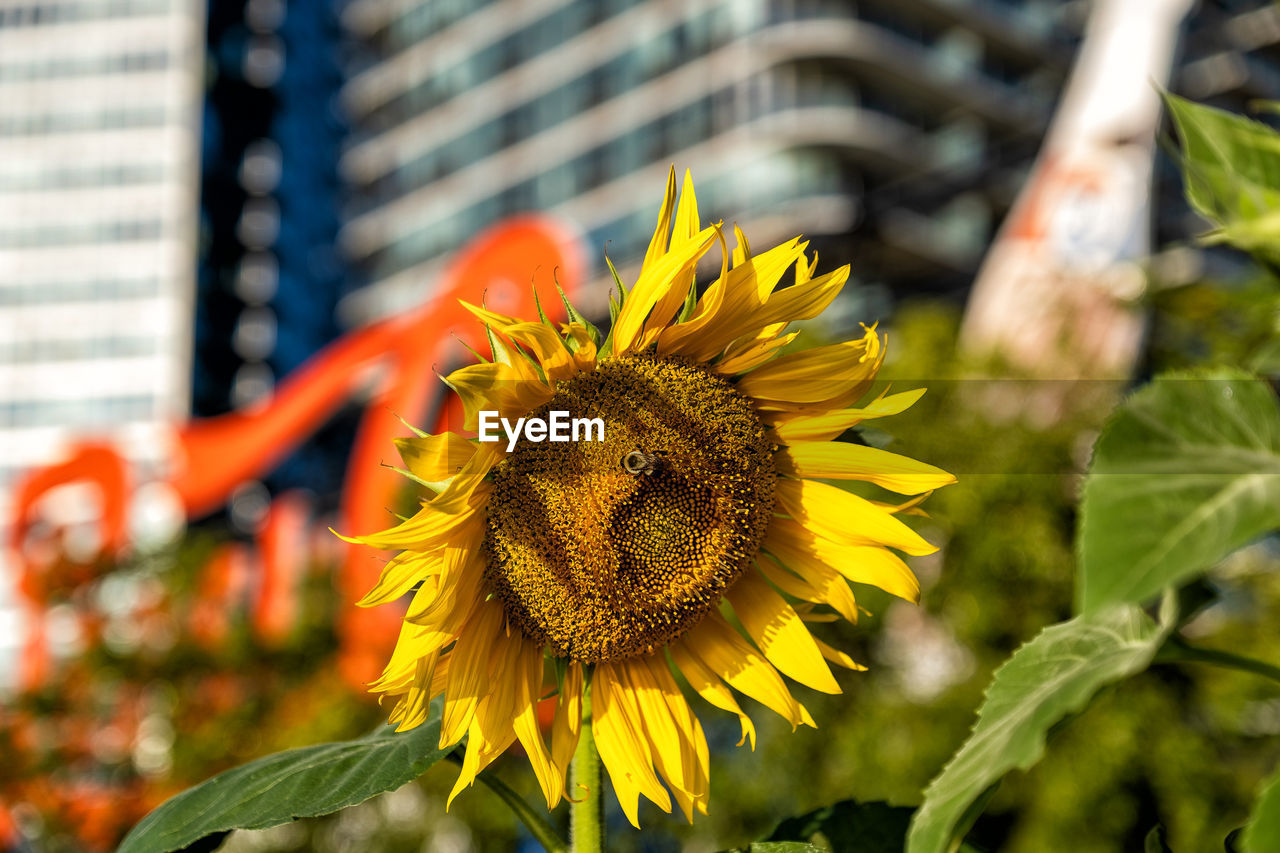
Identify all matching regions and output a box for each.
[344,168,954,827]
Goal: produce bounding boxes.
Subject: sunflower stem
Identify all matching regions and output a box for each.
[1157,635,1280,686]
[570,685,604,853]
[447,753,568,853]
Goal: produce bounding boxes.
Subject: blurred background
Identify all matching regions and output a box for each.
[1,0,1279,850]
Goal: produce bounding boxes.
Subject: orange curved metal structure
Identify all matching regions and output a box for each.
[6,215,586,691]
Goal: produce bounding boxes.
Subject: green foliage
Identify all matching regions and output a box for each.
[1164,95,1280,265]
[760,799,914,852]
[1243,766,1280,853]
[117,701,449,853]
[907,604,1170,853]
[1144,825,1172,853]
[1146,272,1280,374]
[1077,368,1280,612]
[113,95,1280,853]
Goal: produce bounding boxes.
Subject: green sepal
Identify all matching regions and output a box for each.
[551,653,568,696]
[532,283,552,327]
[484,323,514,367]
[455,333,489,366]
[381,459,452,496]
[553,270,601,346]
[380,460,434,491]
[500,327,546,380]
[394,413,430,438]
[600,299,620,356]
[605,255,629,302]
[676,279,699,324]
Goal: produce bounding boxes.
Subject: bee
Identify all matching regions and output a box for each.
[621,449,664,476]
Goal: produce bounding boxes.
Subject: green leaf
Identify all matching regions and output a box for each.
[1077,368,1280,613]
[1164,94,1280,264]
[1247,337,1280,375]
[118,700,450,853]
[1242,763,1280,852]
[906,604,1169,853]
[1145,825,1173,853]
[762,799,914,852]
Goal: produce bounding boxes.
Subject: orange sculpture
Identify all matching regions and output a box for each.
[7,216,585,691]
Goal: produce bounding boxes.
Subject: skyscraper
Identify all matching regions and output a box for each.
[195,0,349,502]
[336,0,1074,324]
[0,0,205,513]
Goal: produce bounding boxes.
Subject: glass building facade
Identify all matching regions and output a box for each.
[338,0,1072,322]
[0,0,204,504]
[194,0,350,501]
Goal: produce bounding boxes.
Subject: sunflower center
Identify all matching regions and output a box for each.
[483,353,776,663]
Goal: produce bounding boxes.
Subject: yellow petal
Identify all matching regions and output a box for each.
[870,491,934,517]
[357,546,442,608]
[669,642,756,749]
[551,661,583,779]
[627,656,710,821]
[654,224,730,355]
[446,721,489,807]
[669,168,701,253]
[394,432,477,489]
[667,239,807,361]
[371,616,450,695]
[419,444,498,514]
[501,321,579,382]
[335,490,484,551]
[713,325,797,376]
[459,302,579,381]
[638,169,715,349]
[777,329,886,415]
[391,651,440,732]
[446,629,528,806]
[731,223,752,267]
[777,441,955,495]
[726,571,840,694]
[404,542,484,628]
[793,249,818,286]
[459,300,581,382]
[444,361,553,429]
[362,515,483,615]
[562,323,599,372]
[737,334,880,406]
[449,630,534,810]
[643,165,678,270]
[770,388,927,441]
[513,640,562,809]
[592,663,672,826]
[616,661,694,820]
[756,552,859,624]
[744,262,848,330]
[813,637,867,671]
[767,515,921,603]
[774,478,937,557]
[439,598,505,747]
[448,637,517,804]
[612,225,717,355]
[676,611,812,729]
